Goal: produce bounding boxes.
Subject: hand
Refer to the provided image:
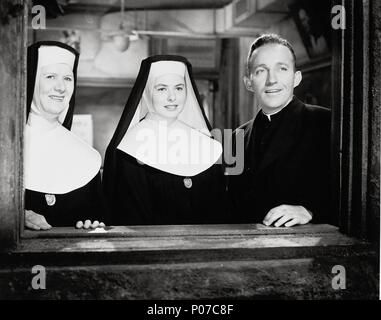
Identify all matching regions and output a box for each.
[263,205,312,227]
[75,220,106,229]
[25,210,52,230]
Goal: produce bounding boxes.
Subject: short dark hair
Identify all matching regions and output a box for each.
[246,33,297,75]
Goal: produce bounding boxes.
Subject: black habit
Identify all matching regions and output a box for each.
[24,41,105,226]
[25,173,105,226]
[227,96,333,224]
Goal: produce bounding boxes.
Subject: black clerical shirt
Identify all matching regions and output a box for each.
[251,109,286,171]
[228,97,332,224]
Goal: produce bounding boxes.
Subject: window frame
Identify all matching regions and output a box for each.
[0,0,26,252]
[331,0,380,240]
[0,0,379,254]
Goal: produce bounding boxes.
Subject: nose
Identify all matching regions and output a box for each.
[167,89,176,102]
[266,69,277,86]
[54,78,66,93]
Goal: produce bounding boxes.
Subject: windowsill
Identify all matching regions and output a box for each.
[22,223,338,239]
[2,224,374,268]
[16,224,368,253]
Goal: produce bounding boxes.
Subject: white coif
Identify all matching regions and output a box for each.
[24,113,101,194]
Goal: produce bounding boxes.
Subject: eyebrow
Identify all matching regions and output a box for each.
[42,72,73,77]
[253,62,291,69]
[253,64,267,69]
[154,83,185,87]
[277,62,290,67]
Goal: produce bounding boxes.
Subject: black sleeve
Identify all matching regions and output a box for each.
[75,171,107,224]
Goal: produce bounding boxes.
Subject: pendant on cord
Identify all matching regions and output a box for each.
[45,194,56,206]
[183,177,192,189]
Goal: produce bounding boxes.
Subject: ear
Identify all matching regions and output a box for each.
[293,70,302,88]
[243,76,254,92]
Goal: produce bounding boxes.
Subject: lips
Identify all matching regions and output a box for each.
[164,105,178,111]
[265,88,282,94]
[49,95,65,101]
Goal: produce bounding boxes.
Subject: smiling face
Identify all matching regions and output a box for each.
[245,43,302,114]
[151,74,186,120]
[36,63,74,120]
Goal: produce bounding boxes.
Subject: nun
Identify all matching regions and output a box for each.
[103,55,227,225]
[24,41,106,230]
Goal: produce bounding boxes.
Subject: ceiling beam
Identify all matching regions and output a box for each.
[65,0,234,13]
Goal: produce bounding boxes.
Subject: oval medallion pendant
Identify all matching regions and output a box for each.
[45,194,56,206]
[183,177,192,189]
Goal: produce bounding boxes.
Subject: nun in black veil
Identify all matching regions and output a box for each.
[103,55,228,225]
[24,41,106,230]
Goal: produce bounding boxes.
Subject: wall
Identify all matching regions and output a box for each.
[74,86,130,164]
[266,13,332,108]
[237,37,255,126]
[266,17,310,64]
[32,13,149,79]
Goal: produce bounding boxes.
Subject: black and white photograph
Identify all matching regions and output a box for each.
[0,0,379,307]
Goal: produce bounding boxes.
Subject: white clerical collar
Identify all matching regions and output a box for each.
[262,107,284,121]
[261,97,293,121]
[24,115,102,194]
[117,118,222,177]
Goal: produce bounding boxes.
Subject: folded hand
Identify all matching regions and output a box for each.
[263,205,312,227]
[25,210,52,230]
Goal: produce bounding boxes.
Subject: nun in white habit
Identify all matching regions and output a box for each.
[24,41,106,230]
[103,55,228,225]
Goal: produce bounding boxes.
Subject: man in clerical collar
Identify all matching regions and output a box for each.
[228,33,332,227]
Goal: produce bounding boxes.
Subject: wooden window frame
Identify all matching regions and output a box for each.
[331,0,380,241]
[0,0,26,252]
[0,0,379,255]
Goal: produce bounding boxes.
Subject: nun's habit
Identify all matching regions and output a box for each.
[103,55,227,225]
[24,41,105,226]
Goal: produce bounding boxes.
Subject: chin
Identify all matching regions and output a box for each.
[263,98,288,109]
[161,111,179,118]
[51,103,66,112]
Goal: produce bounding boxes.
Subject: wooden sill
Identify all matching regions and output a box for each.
[14,224,370,255]
[22,223,339,239]
[2,224,372,268]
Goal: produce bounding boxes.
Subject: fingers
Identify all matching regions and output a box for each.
[25,210,52,231]
[263,205,313,227]
[25,211,107,231]
[39,223,52,230]
[84,220,91,229]
[274,215,293,227]
[39,216,52,230]
[25,220,41,231]
[284,218,299,227]
[263,206,284,226]
[91,220,99,229]
[75,221,84,229]
[75,220,106,229]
